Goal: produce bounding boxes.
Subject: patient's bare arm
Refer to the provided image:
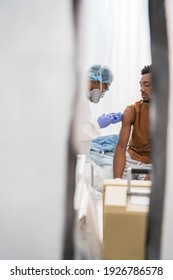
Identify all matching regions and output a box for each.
[113,108,133,178]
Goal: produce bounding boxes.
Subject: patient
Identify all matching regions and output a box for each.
[113,65,152,180]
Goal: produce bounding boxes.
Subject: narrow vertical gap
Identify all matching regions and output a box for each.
[63,0,80,260]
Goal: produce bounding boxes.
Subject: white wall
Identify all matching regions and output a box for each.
[0,0,76,259]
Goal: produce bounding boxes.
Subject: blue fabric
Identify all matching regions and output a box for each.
[89,134,119,166]
[90,134,119,153]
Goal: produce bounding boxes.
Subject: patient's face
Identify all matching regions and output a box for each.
[139,73,152,102]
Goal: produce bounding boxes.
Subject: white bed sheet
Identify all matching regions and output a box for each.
[74,156,107,259]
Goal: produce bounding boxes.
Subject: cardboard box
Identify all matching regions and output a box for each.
[103,179,151,260]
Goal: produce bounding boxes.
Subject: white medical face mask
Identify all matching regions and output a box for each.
[87,89,102,103]
[87,83,103,103]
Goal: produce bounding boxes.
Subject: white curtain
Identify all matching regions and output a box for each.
[82,0,151,135]
[0,0,76,259]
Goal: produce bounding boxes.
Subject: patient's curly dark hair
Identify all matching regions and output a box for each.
[141,65,152,75]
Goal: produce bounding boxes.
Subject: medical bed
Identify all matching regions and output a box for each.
[74,137,152,260]
[74,155,103,259]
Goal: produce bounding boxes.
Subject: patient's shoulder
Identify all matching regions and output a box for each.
[125,101,142,122]
[123,106,134,124]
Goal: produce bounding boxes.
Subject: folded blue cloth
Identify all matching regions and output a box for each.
[90,134,119,153]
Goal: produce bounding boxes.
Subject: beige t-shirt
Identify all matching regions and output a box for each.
[127,100,151,164]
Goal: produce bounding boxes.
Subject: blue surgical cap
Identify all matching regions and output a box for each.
[87,64,114,83]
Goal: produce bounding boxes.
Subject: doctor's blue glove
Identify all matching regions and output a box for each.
[106,112,122,124]
[97,114,113,128]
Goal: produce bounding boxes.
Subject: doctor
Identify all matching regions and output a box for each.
[87,64,122,129]
[74,64,122,155]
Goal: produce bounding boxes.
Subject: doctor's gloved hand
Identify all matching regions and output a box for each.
[97,114,113,128]
[106,112,122,124]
